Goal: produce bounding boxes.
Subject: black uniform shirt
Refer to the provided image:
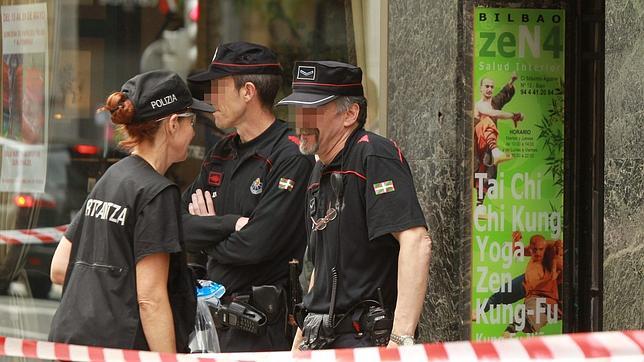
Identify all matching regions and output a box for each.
[303,129,426,314]
[50,155,196,352]
[182,120,314,294]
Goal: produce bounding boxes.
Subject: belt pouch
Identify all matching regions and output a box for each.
[251,285,286,324]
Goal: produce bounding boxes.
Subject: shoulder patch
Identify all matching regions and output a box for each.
[288,135,301,145]
[208,171,222,186]
[358,134,370,143]
[278,177,295,191]
[373,180,395,195]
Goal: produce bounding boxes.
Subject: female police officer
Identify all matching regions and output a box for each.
[48,70,216,353]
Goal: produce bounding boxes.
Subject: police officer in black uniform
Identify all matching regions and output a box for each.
[181,42,314,352]
[49,70,215,352]
[277,61,433,349]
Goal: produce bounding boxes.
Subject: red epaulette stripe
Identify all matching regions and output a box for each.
[322,170,366,181]
[293,81,363,88]
[210,155,235,161]
[357,134,369,143]
[307,182,320,190]
[253,154,273,170]
[392,140,403,163]
[211,61,281,68]
[288,135,301,145]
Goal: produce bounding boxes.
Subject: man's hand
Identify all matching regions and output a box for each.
[291,328,305,351]
[236,217,249,231]
[188,189,215,216]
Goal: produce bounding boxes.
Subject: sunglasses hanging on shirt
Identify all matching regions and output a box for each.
[311,207,337,231]
[310,173,345,231]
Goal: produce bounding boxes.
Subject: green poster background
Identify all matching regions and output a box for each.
[471,7,565,340]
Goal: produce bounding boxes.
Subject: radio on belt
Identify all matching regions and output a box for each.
[215,301,267,335]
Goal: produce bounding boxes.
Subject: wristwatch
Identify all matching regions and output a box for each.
[389,333,415,346]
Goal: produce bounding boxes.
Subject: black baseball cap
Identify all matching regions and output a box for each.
[276,61,364,107]
[121,70,214,123]
[188,41,282,82]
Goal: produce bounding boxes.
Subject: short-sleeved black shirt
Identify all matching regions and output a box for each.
[303,129,426,314]
[181,120,314,294]
[49,155,196,352]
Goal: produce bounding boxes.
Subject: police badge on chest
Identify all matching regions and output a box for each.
[250,177,263,195]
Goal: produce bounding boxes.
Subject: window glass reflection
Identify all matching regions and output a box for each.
[0,0,353,343]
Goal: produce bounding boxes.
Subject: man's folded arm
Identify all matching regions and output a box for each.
[208,155,312,265]
[181,213,240,253]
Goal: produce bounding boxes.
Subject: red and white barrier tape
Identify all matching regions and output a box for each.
[0,225,67,245]
[0,331,642,361]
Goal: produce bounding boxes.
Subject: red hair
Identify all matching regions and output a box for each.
[97,92,162,151]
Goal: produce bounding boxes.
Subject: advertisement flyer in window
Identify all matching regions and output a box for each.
[0,3,48,193]
[471,7,565,340]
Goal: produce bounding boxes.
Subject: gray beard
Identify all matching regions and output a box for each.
[299,142,319,155]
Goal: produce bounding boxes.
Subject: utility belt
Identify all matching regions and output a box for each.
[210,285,287,335]
[298,301,393,350]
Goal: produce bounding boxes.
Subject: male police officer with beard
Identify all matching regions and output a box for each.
[277,61,432,349]
[181,42,314,352]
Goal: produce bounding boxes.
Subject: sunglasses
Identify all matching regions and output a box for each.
[153,111,196,127]
[177,112,196,127]
[311,207,337,231]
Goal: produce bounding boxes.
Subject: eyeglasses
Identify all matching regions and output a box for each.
[177,112,196,127]
[153,111,196,127]
[311,207,337,231]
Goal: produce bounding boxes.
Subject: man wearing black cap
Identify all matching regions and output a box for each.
[181,42,314,352]
[277,61,432,349]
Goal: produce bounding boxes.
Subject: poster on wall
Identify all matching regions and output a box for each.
[471,7,565,340]
[0,2,48,193]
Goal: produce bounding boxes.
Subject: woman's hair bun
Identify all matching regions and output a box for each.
[100,92,135,125]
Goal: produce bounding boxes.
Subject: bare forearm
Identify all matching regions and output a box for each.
[50,236,72,284]
[292,328,305,352]
[139,296,176,353]
[136,253,175,352]
[391,229,432,336]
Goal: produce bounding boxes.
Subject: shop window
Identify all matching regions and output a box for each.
[0,0,382,343]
